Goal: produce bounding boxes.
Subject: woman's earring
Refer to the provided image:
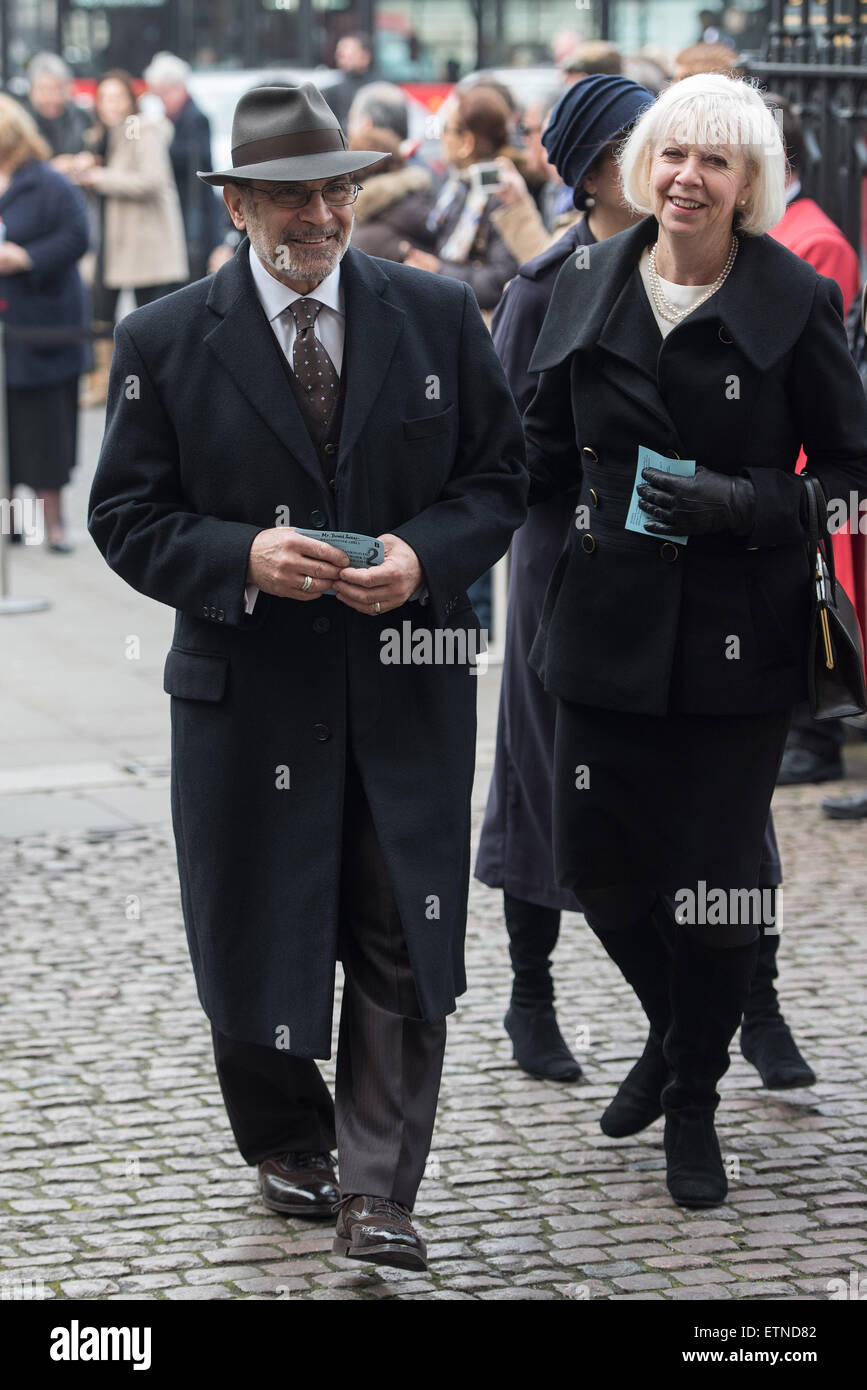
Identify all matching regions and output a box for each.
[584,194,596,208]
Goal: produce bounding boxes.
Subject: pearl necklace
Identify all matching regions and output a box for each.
[647,236,738,324]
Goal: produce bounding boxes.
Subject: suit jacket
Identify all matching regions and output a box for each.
[87,239,527,1056]
[524,215,867,717]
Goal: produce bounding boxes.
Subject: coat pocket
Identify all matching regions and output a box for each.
[163,648,229,701]
[402,403,456,440]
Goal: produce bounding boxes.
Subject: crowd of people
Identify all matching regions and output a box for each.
[4,28,867,1265]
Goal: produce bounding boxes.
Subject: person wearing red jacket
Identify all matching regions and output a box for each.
[766,94,863,788]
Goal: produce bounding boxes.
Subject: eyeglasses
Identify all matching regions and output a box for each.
[238,180,363,208]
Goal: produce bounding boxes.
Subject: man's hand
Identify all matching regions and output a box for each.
[208,244,234,274]
[399,244,442,274]
[334,533,423,615]
[247,527,351,599]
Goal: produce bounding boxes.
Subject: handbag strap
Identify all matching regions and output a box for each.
[803,473,837,590]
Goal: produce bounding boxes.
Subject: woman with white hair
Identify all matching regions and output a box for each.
[523,74,867,1208]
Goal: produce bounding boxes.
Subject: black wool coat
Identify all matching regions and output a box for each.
[88,240,527,1056]
[525,216,867,717]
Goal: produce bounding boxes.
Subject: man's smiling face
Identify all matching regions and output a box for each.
[225,176,357,291]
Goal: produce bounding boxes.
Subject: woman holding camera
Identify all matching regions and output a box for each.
[400,85,518,314]
[523,74,867,1208]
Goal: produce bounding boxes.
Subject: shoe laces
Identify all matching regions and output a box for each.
[283,1151,334,1170]
[332,1193,410,1222]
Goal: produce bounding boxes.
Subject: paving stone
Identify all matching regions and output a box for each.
[1,769,865,1301]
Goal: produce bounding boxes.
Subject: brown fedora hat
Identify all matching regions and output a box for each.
[197,83,390,185]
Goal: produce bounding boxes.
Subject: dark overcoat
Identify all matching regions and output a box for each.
[88,239,527,1057]
[475,218,589,911]
[525,216,867,717]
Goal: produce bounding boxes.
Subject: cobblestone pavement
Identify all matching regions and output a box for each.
[1,773,866,1303]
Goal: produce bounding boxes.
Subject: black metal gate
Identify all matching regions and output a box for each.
[743,0,867,255]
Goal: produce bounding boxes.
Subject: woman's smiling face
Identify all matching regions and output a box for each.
[649,139,753,248]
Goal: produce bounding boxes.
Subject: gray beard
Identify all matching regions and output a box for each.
[254,219,353,285]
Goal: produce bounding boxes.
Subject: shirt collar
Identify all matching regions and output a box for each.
[248,242,344,324]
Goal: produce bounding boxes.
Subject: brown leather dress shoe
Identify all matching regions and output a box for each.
[258,1151,339,1219]
[332,1194,427,1271]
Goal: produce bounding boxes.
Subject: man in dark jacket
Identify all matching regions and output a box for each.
[88,84,526,1271]
[22,53,90,160]
[345,82,436,263]
[144,52,225,283]
[325,33,378,131]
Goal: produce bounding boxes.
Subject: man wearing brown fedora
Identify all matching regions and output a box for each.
[88,83,526,1272]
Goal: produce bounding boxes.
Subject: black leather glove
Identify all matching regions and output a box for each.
[637,465,757,537]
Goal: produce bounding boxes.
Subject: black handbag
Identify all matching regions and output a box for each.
[802,474,867,720]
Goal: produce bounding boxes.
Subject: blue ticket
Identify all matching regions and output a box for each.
[294,528,385,595]
[624,445,696,546]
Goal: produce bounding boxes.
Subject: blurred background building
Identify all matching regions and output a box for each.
[0,1,773,86]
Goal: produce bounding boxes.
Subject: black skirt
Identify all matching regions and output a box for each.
[552,700,790,895]
[7,377,79,490]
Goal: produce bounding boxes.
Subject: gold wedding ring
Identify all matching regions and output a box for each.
[301,575,313,592]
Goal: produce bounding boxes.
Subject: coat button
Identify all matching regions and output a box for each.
[312,724,331,741]
[209,605,217,618]
[582,446,599,463]
[324,442,337,455]
[310,509,326,528]
[217,609,225,621]
[718,325,733,344]
[313,616,331,634]
[589,488,599,507]
[202,604,209,617]
[581,533,596,553]
[660,542,679,562]
[328,477,336,490]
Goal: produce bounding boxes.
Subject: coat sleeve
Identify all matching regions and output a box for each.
[521,351,582,506]
[435,220,520,311]
[20,176,89,279]
[490,273,545,414]
[89,123,167,200]
[743,276,867,548]
[389,281,528,624]
[88,320,262,626]
[489,198,553,268]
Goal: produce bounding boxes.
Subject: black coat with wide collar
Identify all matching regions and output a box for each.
[88,240,527,1056]
[523,215,867,717]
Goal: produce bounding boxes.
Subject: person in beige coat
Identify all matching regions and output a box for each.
[71,70,188,405]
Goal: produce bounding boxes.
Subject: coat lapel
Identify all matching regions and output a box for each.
[335,246,406,466]
[203,240,331,492]
[595,266,676,437]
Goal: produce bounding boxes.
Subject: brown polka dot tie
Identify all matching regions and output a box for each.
[288,298,339,427]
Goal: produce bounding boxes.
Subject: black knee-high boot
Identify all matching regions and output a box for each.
[663,933,759,1209]
[503,892,582,1082]
[580,895,673,1137]
[740,914,816,1089]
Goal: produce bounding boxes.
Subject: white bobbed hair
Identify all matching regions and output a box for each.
[617,73,786,236]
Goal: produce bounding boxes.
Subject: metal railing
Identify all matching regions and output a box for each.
[742,0,867,252]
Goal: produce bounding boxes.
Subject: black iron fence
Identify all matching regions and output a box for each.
[742,0,867,254]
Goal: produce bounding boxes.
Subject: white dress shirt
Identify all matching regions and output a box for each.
[243,243,427,614]
[244,246,345,613]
